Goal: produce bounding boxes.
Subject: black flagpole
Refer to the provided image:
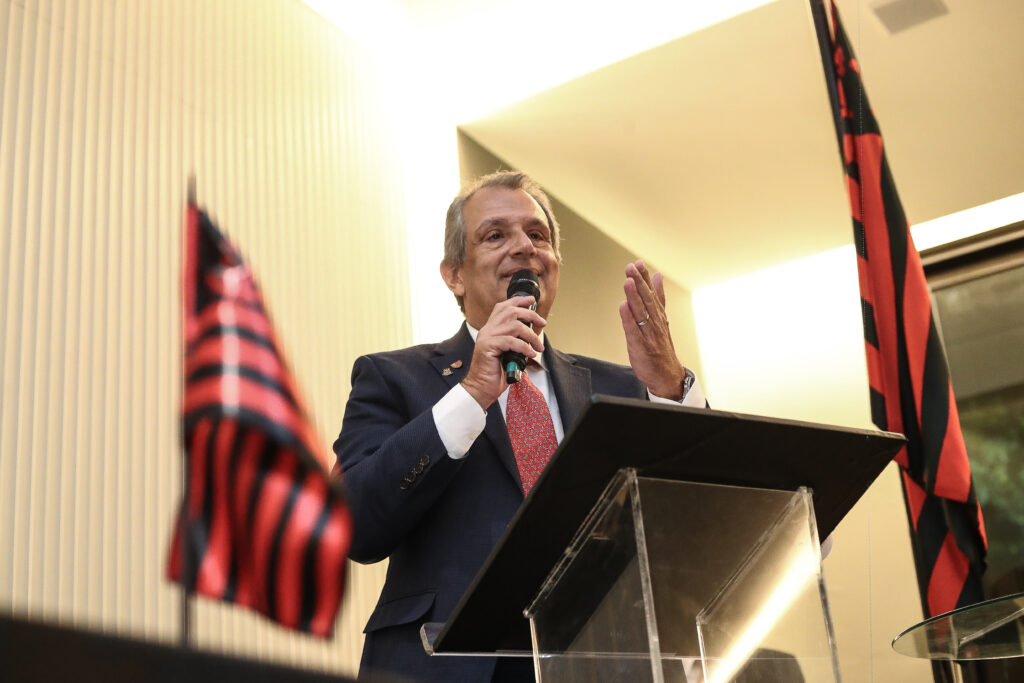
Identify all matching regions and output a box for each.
[807,0,843,159]
[180,175,197,649]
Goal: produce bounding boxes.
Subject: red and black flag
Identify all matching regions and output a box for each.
[814,0,986,619]
[167,203,352,637]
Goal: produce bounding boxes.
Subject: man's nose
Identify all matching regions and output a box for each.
[509,228,536,255]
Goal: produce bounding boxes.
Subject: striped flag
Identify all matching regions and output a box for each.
[817,1,986,619]
[167,203,352,637]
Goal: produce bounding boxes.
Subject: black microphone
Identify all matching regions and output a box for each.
[502,269,541,384]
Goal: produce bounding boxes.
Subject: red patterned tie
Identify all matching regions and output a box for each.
[505,372,558,494]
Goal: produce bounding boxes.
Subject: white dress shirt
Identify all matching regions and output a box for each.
[432,325,706,460]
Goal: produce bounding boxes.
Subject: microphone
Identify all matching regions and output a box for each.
[502,269,541,385]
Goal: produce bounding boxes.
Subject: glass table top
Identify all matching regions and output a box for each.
[892,592,1024,660]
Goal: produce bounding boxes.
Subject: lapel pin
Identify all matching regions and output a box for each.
[451,360,463,369]
[442,368,453,376]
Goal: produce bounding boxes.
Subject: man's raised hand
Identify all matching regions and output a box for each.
[619,260,688,401]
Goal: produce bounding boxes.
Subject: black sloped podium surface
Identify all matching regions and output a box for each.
[431,395,905,656]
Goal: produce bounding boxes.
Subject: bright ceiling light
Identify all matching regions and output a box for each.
[303,0,776,122]
[300,0,409,48]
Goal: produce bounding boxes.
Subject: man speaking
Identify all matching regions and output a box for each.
[333,171,706,682]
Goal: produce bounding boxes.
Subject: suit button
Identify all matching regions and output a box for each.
[418,455,430,468]
[413,464,424,475]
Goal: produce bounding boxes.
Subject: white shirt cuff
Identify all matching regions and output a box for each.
[432,382,487,460]
[648,373,707,408]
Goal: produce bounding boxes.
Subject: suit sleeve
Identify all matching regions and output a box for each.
[333,354,468,563]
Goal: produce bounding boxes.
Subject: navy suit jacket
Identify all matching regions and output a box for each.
[334,325,647,682]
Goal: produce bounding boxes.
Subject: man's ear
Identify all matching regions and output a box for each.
[439,261,465,298]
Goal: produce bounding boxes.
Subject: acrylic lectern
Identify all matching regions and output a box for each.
[422,396,905,683]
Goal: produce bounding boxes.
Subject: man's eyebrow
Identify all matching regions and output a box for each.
[475,217,507,232]
[473,215,549,235]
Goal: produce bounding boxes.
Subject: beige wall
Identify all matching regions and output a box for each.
[0,0,400,674]
[457,132,703,377]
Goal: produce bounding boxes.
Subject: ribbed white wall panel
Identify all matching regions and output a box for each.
[0,0,406,674]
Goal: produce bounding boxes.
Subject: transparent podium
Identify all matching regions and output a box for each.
[425,397,904,683]
[525,470,836,682]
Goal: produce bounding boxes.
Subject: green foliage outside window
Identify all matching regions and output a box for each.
[959,383,1024,595]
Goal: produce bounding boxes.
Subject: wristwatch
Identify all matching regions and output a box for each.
[682,367,695,398]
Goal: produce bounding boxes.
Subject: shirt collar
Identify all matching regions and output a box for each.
[465,322,548,371]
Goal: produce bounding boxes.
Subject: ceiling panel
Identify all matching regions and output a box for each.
[460,0,1024,289]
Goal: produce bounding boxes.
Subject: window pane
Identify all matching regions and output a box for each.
[933,264,1024,597]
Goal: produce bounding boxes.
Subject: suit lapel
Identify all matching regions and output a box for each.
[429,324,474,389]
[545,342,592,436]
[430,324,521,488]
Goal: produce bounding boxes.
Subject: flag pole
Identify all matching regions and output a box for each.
[180,175,197,649]
[807,0,843,159]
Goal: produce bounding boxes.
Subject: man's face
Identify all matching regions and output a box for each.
[442,186,560,329]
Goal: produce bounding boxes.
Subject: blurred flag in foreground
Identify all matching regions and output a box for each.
[167,202,352,636]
